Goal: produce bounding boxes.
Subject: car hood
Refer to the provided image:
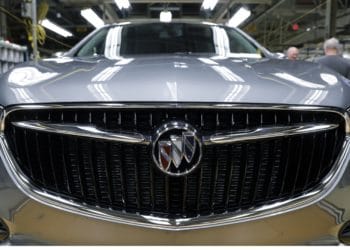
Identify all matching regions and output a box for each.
[1,55,350,109]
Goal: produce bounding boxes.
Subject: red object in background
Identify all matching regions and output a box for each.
[292,23,299,31]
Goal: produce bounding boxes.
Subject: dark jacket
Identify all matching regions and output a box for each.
[315,55,350,79]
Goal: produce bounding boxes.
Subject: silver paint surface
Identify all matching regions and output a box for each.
[1,55,350,109]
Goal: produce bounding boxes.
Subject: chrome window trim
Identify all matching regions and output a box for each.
[0,103,349,231]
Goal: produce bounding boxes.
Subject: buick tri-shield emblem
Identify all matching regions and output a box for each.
[152,122,202,176]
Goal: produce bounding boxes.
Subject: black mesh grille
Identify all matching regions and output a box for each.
[4,107,345,219]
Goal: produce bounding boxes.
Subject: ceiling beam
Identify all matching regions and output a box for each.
[214,0,272,23]
[99,3,119,23]
[213,0,237,22]
[243,0,289,27]
[59,0,272,4]
[59,0,211,3]
[275,7,320,16]
[129,0,270,3]
[276,9,350,46]
[241,0,271,2]
[149,6,181,11]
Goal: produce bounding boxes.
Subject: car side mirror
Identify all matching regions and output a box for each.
[52,51,67,58]
[273,52,286,59]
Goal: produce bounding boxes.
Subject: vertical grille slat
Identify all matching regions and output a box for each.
[123,145,138,210]
[63,138,81,197]
[86,111,100,205]
[272,140,283,198]
[267,112,283,199]
[68,137,84,198]
[34,131,45,186]
[165,175,170,213]
[302,134,316,191]
[278,138,291,197]
[23,129,34,180]
[95,141,112,206]
[79,139,98,204]
[149,151,155,211]
[133,112,141,210]
[237,144,248,208]
[196,160,203,214]
[137,145,152,211]
[318,130,338,179]
[199,146,214,215]
[4,107,345,220]
[224,144,234,210]
[102,112,115,208]
[252,113,264,204]
[213,145,228,211]
[227,143,242,211]
[211,147,220,210]
[302,113,317,190]
[153,170,166,213]
[291,136,304,195]
[134,146,141,210]
[252,142,264,204]
[266,139,283,199]
[46,112,59,192]
[169,177,184,215]
[10,126,20,161]
[330,129,339,168]
[109,143,125,209]
[182,176,188,214]
[316,132,328,181]
[47,134,59,192]
[242,143,258,207]
[255,141,273,204]
[60,135,72,195]
[48,134,66,195]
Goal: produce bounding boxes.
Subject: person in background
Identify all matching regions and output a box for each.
[315,37,350,79]
[286,47,299,60]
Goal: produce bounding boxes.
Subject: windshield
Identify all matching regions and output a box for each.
[76,23,263,58]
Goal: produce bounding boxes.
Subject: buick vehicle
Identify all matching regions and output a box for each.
[1,21,350,244]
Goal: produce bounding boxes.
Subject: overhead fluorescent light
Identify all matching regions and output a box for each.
[160,10,172,23]
[114,0,130,10]
[201,0,218,11]
[81,8,104,29]
[41,19,73,37]
[226,7,251,28]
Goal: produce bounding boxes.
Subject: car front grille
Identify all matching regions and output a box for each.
[3,106,345,219]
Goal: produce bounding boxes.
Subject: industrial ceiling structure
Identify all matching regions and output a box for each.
[1,0,350,57]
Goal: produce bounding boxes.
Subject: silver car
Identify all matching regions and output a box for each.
[0,21,350,245]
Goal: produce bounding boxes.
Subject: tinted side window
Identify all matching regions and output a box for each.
[77,28,108,57]
[224,27,258,54]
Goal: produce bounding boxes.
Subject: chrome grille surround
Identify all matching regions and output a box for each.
[0,103,349,231]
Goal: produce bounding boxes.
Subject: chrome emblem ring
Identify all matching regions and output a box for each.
[152,121,202,177]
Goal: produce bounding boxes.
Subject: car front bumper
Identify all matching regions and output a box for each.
[0,135,350,245]
[1,103,350,245]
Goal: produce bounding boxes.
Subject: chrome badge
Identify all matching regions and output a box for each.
[152,122,202,176]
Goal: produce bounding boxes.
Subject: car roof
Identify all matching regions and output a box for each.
[106,20,225,28]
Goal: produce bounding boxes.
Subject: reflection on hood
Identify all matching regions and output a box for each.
[8,67,59,86]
